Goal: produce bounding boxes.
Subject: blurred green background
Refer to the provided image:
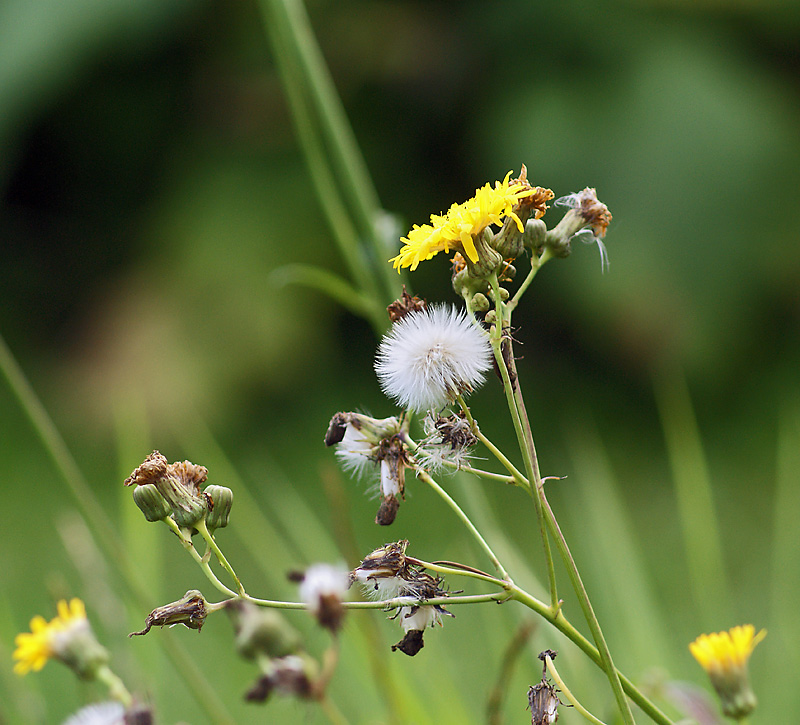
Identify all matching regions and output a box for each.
[1,0,799,722]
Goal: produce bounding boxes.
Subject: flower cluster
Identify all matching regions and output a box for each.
[390,171,543,271]
[351,540,453,656]
[124,450,233,532]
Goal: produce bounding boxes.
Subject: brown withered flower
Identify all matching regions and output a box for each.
[129,590,207,637]
[387,287,427,323]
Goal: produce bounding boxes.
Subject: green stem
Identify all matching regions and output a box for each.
[95,664,133,709]
[544,655,607,725]
[487,274,558,606]
[414,467,511,581]
[508,247,553,312]
[473,427,530,489]
[494,283,635,725]
[194,518,245,596]
[163,518,239,598]
[509,588,673,725]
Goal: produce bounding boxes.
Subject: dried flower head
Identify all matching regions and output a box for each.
[554,188,612,270]
[325,413,407,524]
[351,541,453,656]
[690,625,766,719]
[390,171,536,271]
[298,563,350,633]
[13,598,109,680]
[416,412,478,473]
[375,305,493,413]
[387,287,427,322]
[129,590,208,637]
[351,540,411,600]
[124,451,212,529]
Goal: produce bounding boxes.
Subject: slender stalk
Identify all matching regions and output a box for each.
[404,556,508,588]
[414,467,511,581]
[507,247,553,312]
[493,285,635,724]
[194,519,245,595]
[95,665,133,709]
[544,655,608,725]
[487,274,558,606]
[162,518,239,598]
[473,427,530,489]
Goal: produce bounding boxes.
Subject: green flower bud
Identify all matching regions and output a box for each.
[132,483,172,522]
[522,218,547,252]
[205,485,233,531]
[470,293,490,313]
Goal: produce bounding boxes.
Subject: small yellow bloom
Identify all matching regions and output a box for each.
[390,172,535,272]
[690,625,766,720]
[690,625,766,674]
[13,599,88,675]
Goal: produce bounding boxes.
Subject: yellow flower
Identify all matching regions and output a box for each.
[13,599,88,675]
[690,625,766,675]
[690,625,766,719]
[390,172,536,271]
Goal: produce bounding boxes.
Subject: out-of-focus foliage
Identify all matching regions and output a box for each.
[2,0,799,723]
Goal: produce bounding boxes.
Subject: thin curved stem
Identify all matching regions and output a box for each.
[194,518,245,595]
[545,654,608,725]
[414,467,511,581]
[163,518,238,598]
[95,665,133,710]
[473,427,530,489]
[404,556,508,588]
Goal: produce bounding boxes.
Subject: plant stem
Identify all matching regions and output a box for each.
[473,427,530,489]
[544,654,608,725]
[95,665,133,709]
[415,467,511,581]
[163,518,240,598]
[195,519,245,595]
[494,282,635,725]
[487,273,558,607]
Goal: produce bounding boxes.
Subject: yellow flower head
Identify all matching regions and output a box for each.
[689,625,766,675]
[690,625,765,719]
[13,599,88,675]
[390,172,538,272]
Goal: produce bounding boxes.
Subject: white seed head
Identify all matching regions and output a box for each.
[375,306,493,413]
[300,563,350,611]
